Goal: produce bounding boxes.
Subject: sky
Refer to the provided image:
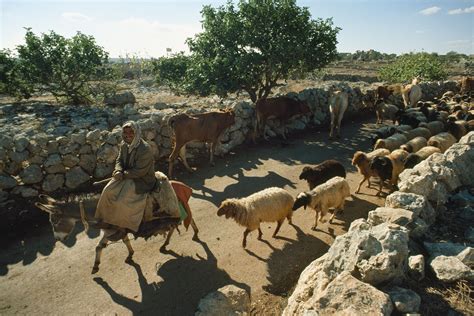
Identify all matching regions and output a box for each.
[1,0,473,58]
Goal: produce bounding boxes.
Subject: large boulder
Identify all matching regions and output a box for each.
[19,164,43,184]
[42,174,64,192]
[430,256,474,282]
[65,166,90,189]
[195,285,250,316]
[386,286,421,314]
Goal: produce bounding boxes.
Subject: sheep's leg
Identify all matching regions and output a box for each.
[190,219,199,241]
[356,177,367,193]
[273,219,284,237]
[160,227,174,252]
[92,234,109,274]
[179,145,194,173]
[376,180,384,196]
[329,201,345,224]
[242,228,251,248]
[123,235,134,263]
[319,205,328,223]
[286,213,293,225]
[311,211,319,230]
[257,227,263,240]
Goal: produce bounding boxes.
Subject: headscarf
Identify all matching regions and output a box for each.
[122,121,142,153]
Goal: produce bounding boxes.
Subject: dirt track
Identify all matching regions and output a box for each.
[0,117,385,315]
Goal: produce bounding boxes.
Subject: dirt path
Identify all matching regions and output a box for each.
[0,118,385,315]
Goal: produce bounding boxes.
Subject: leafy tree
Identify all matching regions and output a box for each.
[15,28,112,104]
[182,0,340,102]
[379,52,448,83]
[152,53,192,92]
[0,49,32,98]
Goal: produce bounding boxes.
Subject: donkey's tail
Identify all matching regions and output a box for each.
[79,200,90,232]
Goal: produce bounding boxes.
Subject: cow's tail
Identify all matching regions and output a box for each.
[79,200,90,233]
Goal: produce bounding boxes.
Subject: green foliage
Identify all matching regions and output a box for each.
[152,53,191,92]
[112,54,156,80]
[379,52,448,83]
[0,49,32,98]
[14,28,113,104]
[180,0,340,102]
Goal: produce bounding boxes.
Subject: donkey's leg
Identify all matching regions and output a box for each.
[92,234,109,274]
[123,234,134,262]
[190,219,199,241]
[160,227,175,252]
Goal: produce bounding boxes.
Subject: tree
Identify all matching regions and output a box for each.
[15,28,112,104]
[183,0,340,102]
[0,49,32,98]
[379,52,448,83]
[152,53,192,92]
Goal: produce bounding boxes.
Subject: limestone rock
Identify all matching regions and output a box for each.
[65,166,90,189]
[408,254,425,281]
[386,286,420,314]
[430,256,474,282]
[195,285,250,316]
[19,164,43,184]
[42,174,64,192]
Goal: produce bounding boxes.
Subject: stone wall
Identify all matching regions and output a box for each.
[283,132,474,315]
[0,80,458,202]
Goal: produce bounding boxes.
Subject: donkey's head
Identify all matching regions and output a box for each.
[35,194,77,241]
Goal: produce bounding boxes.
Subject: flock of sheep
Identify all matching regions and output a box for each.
[190,76,474,248]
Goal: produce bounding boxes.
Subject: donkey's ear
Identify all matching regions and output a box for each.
[38,194,58,205]
[35,202,55,214]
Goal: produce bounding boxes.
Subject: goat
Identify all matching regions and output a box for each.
[375,99,399,124]
[369,156,394,196]
[401,84,422,108]
[329,90,349,139]
[352,148,390,194]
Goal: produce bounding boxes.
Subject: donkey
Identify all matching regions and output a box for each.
[36,177,200,274]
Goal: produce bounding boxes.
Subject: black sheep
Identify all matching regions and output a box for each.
[369,156,393,196]
[299,160,346,190]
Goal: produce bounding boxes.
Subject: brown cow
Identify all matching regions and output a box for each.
[459,76,473,94]
[168,109,235,178]
[255,96,311,141]
[376,84,402,101]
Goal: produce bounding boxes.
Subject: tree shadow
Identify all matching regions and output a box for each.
[93,240,250,315]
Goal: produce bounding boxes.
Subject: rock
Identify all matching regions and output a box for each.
[46,140,59,153]
[285,271,393,316]
[458,131,474,145]
[11,186,38,198]
[96,144,119,164]
[0,134,13,149]
[367,207,414,227]
[94,163,114,179]
[465,227,474,243]
[443,143,474,186]
[0,190,8,202]
[86,129,101,143]
[430,256,474,282]
[323,220,409,285]
[71,132,87,145]
[56,136,69,146]
[19,164,43,184]
[62,154,80,168]
[9,150,29,163]
[103,91,136,106]
[79,154,96,175]
[79,144,92,154]
[58,143,79,155]
[42,174,64,192]
[386,286,421,314]
[408,254,425,281]
[14,136,29,152]
[385,192,436,224]
[456,247,474,268]
[0,174,17,189]
[65,166,90,189]
[195,285,250,316]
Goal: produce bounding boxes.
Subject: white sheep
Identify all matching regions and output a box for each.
[388,149,409,186]
[400,136,428,153]
[293,176,350,230]
[427,132,457,153]
[217,187,294,248]
[374,133,408,151]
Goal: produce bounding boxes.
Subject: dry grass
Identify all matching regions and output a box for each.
[424,280,474,315]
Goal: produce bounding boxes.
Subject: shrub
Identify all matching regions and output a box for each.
[379,52,448,83]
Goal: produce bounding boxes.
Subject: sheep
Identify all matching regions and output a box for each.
[404,146,441,169]
[395,125,414,133]
[446,120,467,141]
[400,136,428,153]
[374,133,408,151]
[468,120,474,132]
[388,149,409,186]
[397,110,427,128]
[370,126,397,145]
[427,132,457,153]
[402,127,431,141]
[299,160,346,190]
[375,99,399,124]
[216,187,294,248]
[293,176,350,230]
[369,156,394,196]
[352,148,390,194]
[418,121,445,136]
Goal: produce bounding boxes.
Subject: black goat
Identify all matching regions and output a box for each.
[299,160,346,190]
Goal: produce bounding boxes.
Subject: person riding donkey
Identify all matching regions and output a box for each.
[95,121,158,232]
